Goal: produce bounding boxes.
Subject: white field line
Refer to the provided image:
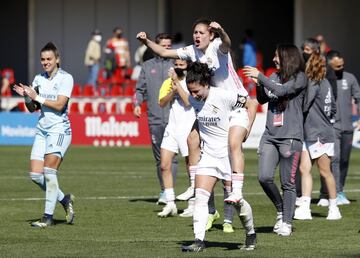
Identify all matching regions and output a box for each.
[1,189,360,202]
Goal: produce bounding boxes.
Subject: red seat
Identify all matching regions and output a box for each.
[110,102,120,114]
[265,67,278,78]
[141,102,147,112]
[97,84,110,97]
[69,102,80,114]
[124,102,134,113]
[123,85,135,96]
[18,102,28,112]
[83,84,95,97]
[97,68,111,85]
[110,84,123,96]
[1,87,12,96]
[83,102,94,113]
[72,83,82,97]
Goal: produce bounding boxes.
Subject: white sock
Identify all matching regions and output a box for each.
[231,172,244,196]
[189,166,197,188]
[29,172,65,202]
[329,198,337,208]
[164,188,175,204]
[277,211,283,219]
[302,196,311,209]
[193,188,210,241]
[43,167,59,215]
[239,199,255,234]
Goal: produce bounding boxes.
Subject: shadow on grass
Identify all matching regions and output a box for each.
[129,198,158,203]
[179,240,240,251]
[26,218,68,225]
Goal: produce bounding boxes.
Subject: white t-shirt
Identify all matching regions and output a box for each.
[197,87,239,157]
[177,38,248,96]
[32,69,73,133]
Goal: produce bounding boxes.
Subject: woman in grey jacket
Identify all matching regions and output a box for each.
[294,38,341,221]
[243,44,307,236]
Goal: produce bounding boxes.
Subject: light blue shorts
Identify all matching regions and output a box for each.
[30,129,72,161]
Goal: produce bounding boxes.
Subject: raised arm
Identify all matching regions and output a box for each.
[136,32,179,59]
[209,22,231,54]
[257,72,307,97]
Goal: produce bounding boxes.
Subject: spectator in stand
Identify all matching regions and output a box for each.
[317,50,360,206]
[133,33,178,205]
[84,29,102,88]
[12,42,75,228]
[105,27,131,79]
[243,44,307,236]
[240,29,257,67]
[294,38,341,221]
[315,34,331,56]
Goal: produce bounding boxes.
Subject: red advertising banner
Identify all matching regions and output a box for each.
[69,114,151,146]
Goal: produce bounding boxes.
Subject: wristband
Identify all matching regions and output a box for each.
[35,95,46,104]
[24,95,32,103]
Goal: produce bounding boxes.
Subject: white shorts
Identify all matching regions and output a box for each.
[196,151,231,181]
[229,107,249,129]
[304,141,334,160]
[30,129,72,161]
[160,128,189,157]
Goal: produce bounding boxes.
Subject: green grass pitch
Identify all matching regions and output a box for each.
[0,146,359,257]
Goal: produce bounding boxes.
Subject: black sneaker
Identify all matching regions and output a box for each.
[181,239,206,252]
[31,216,54,228]
[61,194,75,224]
[240,233,256,250]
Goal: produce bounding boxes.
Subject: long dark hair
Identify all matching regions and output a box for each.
[277,44,304,83]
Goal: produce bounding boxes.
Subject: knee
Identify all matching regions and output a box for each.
[160,161,171,173]
[258,173,272,186]
[29,172,43,184]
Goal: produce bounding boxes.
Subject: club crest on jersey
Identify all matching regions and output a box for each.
[207,57,213,66]
[53,83,59,91]
[211,104,219,114]
[342,79,348,90]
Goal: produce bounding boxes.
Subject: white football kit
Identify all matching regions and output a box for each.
[161,79,202,156]
[196,87,243,180]
[177,38,249,129]
[30,69,73,161]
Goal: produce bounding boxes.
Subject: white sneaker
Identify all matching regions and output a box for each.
[317,198,329,207]
[295,197,303,207]
[156,191,167,205]
[326,206,342,220]
[337,192,350,205]
[294,206,312,220]
[157,203,177,217]
[176,187,194,201]
[277,222,292,236]
[179,198,195,217]
[224,192,243,205]
[273,215,283,233]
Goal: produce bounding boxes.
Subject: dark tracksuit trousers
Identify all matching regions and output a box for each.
[258,137,302,224]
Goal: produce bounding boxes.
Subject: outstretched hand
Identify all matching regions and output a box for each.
[243,66,260,83]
